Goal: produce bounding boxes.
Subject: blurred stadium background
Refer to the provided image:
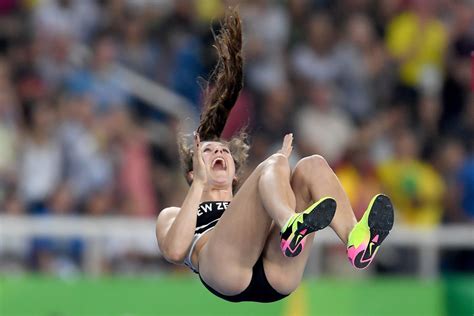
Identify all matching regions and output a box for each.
[0,0,473,315]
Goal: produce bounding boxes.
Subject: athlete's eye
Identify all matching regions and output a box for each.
[223,148,230,154]
[203,148,211,152]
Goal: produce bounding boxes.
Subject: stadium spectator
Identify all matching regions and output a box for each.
[58,95,114,201]
[377,127,445,226]
[0,0,471,275]
[433,138,470,223]
[0,60,18,203]
[242,0,289,92]
[336,142,383,220]
[118,14,157,78]
[18,102,62,214]
[114,108,157,217]
[67,33,129,113]
[294,81,354,165]
[33,0,99,42]
[338,13,392,121]
[291,12,344,89]
[386,0,448,104]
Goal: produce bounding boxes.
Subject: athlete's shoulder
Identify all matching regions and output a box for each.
[157,207,180,222]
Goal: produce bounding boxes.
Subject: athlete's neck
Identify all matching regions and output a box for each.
[201,187,233,202]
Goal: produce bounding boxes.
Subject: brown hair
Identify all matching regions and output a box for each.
[197,8,243,140]
[178,9,249,190]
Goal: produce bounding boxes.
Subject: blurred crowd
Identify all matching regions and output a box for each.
[0,0,473,273]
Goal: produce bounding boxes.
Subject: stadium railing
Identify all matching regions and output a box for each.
[0,215,472,278]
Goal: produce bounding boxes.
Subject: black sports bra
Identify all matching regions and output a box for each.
[195,201,230,235]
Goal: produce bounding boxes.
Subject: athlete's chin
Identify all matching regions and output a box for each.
[208,175,233,187]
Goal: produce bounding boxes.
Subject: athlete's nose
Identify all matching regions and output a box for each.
[214,148,223,154]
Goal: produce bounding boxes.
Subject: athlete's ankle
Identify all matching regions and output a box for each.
[278,211,295,230]
[343,221,358,245]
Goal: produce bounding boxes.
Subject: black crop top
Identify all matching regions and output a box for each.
[195,201,230,235]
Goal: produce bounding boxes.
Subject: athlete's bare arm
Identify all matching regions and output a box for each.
[156,207,180,263]
[156,133,206,263]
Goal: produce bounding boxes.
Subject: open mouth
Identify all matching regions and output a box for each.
[211,157,227,171]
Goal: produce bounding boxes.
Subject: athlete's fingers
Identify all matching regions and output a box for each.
[284,133,293,149]
[193,131,199,146]
[284,133,293,151]
[287,134,293,156]
[279,133,293,157]
[193,131,202,160]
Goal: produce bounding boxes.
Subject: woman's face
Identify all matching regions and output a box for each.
[200,141,236,187]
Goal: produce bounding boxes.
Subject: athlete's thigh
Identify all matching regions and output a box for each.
[262,167,314,294]
[199,163,274,291]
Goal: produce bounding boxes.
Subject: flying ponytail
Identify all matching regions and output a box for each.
[196,8,243,141]
[178,8,248,190]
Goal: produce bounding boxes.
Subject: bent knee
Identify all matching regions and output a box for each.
[293,155,331,180]
[297,155,330,170]
[263,153,288,167]
[257,153,289,174]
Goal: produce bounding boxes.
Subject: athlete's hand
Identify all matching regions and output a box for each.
[278,133,293,158]
[192,132,207,185]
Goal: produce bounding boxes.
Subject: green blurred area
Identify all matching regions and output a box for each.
[1,275,473,316]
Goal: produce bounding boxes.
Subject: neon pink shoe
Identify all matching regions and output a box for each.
[347,194,394,269]
[280,197,336,257]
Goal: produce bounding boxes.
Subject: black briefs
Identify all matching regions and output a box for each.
[199,256,289,303]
